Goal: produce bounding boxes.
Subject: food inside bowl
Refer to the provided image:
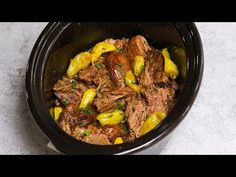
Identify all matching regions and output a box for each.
[49,35,179,145]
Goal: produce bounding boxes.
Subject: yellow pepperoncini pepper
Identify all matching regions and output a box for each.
[114,137,123,144]
[133,56,145,76]
[67,42,116,77]
[124,70,140,92]
[161,48,179,80]
[67,52,92,78]
[91,42,116,63]
[49,107,54,117]
[54,107,62,121]
[97,109,124,126]
[79,88,97,109]
[141,112,167,135]
[53,107,63,122]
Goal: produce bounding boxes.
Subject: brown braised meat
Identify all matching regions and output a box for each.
[78,65,113,89]
[52,35,179,145]
[125,96,147,138]
[101,124,122,142]
[104,52,131,87]
[127,35,151,60]
[70,124,111,145]
[144,88,176,116]
[82,125,111,145]
[58,104,96,129]
[139,49,169,89]
[53,76,86,105]
[105,38,129,54]
[58,105,111,145]
[94,87,136,113]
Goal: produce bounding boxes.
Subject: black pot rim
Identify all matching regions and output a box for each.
[25,22,204,155]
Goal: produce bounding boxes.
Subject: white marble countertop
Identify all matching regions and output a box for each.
[0,22,235,154]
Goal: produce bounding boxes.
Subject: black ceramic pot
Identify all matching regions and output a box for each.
[25,22,203,154]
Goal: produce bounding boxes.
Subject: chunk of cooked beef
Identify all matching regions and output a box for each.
[125,132,136,142]
[53,76,73,92]
[101,125,122,142]
[53,35,179,145]
[71,126,86,140]
[77,65,97,84]
[77,82,89,93]
[127,35,151,60]
[58,104,77,127]
[58,104,98,142]
[98,67,114,89]
[77,113,96,127]
[139,49,168,89]
[105,38,129,54]
[145,88,175,116]
[94,87,136,112]
[78,65,113,89]
[59,119,72,135]
[104,52,131,87]
[149,50,169,84]
[53,76,86,105]
[54,92,81,106]
[83,125,111,145]
[138,58,154,88]
[125,96,147,138]
[115,38,129,51]
[71,124,111,145]
[58,104,96,130]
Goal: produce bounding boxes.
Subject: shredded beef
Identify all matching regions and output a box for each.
[125,96,147,137]
[94,87,136,112]
[52,35,179,145]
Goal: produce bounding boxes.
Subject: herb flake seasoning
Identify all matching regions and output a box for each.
[80,107,94,115]
[117,100,126,110]
[83,130,91,136]
[95,63,104,70]
[61,98,69,106]
[71,80,78,89]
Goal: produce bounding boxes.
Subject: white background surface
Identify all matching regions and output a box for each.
[0,22,235,154]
